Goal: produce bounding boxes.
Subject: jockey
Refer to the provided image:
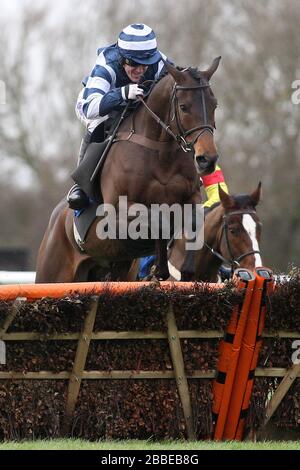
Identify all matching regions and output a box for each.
[68,23,170,210]
[138,165,229,279]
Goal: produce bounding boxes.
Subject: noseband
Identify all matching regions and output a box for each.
[204,209,262,273]
[138,74,214,153]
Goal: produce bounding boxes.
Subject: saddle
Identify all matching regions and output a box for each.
[71,102,149,250]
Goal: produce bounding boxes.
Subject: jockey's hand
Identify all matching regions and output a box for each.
[123,84,144,101]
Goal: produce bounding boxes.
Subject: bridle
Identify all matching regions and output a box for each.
[172,83,214,152]
[204,209,262,274]
[137,74,214,153]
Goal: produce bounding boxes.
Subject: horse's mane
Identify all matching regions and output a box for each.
[232,194,258,209]
[140,65,208,112]
[154,67,169,84]
[186,67,202,83]
[153,65,203,87]
[206,201,221,213]
[133,65,202,112]
[206,194,257,214]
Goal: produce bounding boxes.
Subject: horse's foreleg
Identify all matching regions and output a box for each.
[153,239,169,280]
[167,235,196,281]
[36,206,78,283]
[180,202,203,280]
[167,199,203,281]
[180,248,196,281]
[127,259,140,281]
[36,233,75,283]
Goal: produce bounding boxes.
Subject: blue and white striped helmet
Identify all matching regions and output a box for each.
[118,23,162,65]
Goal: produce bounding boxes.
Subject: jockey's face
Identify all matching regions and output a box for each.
[124,63,148,83]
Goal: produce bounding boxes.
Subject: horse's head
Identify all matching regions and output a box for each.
[167,183,263,282]
[205,183,263,273]
[163,58,221,176]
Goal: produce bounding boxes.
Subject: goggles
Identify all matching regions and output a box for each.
[123,57,147,68]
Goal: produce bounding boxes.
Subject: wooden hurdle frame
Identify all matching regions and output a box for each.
[0,279,298,440]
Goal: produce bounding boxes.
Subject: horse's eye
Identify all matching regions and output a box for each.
[180,104,188,113]
[229,227,240,235]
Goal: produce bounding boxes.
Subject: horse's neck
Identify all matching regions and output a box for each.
[134,79,173,142]
[195,207,224,281]
[205,206,224,250]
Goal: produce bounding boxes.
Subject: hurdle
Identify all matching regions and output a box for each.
[0,272,298,440]
[0,281,224,300]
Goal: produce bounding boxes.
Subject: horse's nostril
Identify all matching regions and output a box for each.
[196,155,209,167]
[196,154,219,168]
[195,154,219,175]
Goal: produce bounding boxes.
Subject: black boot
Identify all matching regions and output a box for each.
[67,184,89,210]
[67,132,92,210]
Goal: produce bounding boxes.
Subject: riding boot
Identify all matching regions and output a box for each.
[67,132,91,210]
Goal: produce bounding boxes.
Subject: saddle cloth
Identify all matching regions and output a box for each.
[73,202,156,256]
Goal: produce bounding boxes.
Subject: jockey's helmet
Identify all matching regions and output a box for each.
[118,23,162,65]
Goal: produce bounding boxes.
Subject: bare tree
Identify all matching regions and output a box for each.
[0,0,299,270]
[212,0,300,269]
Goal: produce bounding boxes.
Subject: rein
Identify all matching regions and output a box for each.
[204,209,262,273]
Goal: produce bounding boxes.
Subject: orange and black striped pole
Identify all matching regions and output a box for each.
[213,268,256,440]
[234,268,274,439]
[223,267,274,440]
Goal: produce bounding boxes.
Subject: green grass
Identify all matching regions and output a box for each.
[0,439,300,450]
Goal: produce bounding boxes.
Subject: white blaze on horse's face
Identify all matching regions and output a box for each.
[242,214,262,267]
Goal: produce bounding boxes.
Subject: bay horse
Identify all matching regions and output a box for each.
[36,59,221,283]
[167,183,263,282]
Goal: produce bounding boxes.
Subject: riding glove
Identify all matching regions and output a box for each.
[122,84,144,101]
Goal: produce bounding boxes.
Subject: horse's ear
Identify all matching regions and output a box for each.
[250,182,262,207]
[202,56,221,80]
[218,184,235,210]
[164,60,185,84]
